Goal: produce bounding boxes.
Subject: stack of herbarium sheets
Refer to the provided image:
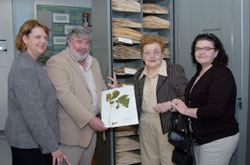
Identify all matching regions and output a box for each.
[112,0,141,12]
[113,18,142,28]
[143,3,169,14]
[113,27,142,44]
[113,45,141,59]
[163,48,171,58]
[115,126,137,137]
[116,151,141,165]
[115,137,140,152]
[143,16,170,29]
[113,45,170,59]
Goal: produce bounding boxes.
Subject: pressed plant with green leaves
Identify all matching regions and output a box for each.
[106,89,130,126]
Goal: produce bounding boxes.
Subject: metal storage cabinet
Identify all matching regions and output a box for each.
[92,0,174,164]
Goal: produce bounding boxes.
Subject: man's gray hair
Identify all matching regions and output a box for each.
[67,27,92,42]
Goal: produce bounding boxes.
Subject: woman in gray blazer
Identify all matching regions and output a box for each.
[8,20,70,165]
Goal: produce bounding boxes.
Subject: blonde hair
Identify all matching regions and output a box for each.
[140,34,165,53]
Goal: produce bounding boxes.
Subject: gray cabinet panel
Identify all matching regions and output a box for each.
[92,0,112,78]
[175,0,250,165]
[201,0,221,29]
[92,1,115,164]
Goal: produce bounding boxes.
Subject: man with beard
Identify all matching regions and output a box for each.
[46,27,117,165]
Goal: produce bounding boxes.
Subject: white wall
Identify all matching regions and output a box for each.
[0,0,14,130]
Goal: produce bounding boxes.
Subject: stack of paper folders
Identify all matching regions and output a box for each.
[113,27,142,44]
[115,137,140,152]
[113,45,141,59]
[115,126,138,137]
[112,0,141,12]
[113,18,142,28]
[116,151,141,165]
[143,3,169,14]
[143,16,170,29]
[113,45,170,59]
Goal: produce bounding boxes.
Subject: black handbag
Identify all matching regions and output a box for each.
[172,147,193,165]
[168,112,194,165]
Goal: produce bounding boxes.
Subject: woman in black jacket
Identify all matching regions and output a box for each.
[172,33,239,165]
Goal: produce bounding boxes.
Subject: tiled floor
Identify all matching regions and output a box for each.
[0,132,11,165]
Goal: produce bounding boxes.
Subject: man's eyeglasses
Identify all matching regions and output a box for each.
[194,47,216,52]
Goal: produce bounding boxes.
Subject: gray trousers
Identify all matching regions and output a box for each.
[61,133,97,165]
[194,132,239,165]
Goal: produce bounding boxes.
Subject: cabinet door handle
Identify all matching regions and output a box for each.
[236,98,242,110]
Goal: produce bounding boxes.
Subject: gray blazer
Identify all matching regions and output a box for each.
[8,51,60,154]
[134,62,188,133]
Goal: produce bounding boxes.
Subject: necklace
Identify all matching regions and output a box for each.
[189,65,213,94]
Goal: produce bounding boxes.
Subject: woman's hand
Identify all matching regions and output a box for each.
[171,99,188,115]
[51,148,70,165]
[171,99,198,118]
[153,101,172,113]
[106,72,118,89]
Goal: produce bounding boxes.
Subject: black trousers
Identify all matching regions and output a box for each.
[11,147,52,165]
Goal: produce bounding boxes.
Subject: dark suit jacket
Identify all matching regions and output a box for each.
[134,62,188,133]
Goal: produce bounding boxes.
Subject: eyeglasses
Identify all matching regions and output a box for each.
[143,50,161,58]
[194,47,216,52]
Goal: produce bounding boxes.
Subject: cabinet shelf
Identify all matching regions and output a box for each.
[143,27,170,29]
[112,2,172,165]
[92,0,174,164]
[112,10,141,14]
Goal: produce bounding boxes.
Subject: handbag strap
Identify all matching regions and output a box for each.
[170,112,188,133]
[170,112,196,165]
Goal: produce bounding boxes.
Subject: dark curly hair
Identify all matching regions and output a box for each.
[191,33,228,71]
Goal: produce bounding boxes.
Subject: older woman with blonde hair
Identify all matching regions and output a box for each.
[133,34,188,164]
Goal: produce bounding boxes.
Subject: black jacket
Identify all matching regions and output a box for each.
[185,65,239,144]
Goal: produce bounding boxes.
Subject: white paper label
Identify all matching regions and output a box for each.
[124,67,137,75]
[118,37,133,44]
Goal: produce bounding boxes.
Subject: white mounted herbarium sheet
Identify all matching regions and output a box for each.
[101,86,138,128]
